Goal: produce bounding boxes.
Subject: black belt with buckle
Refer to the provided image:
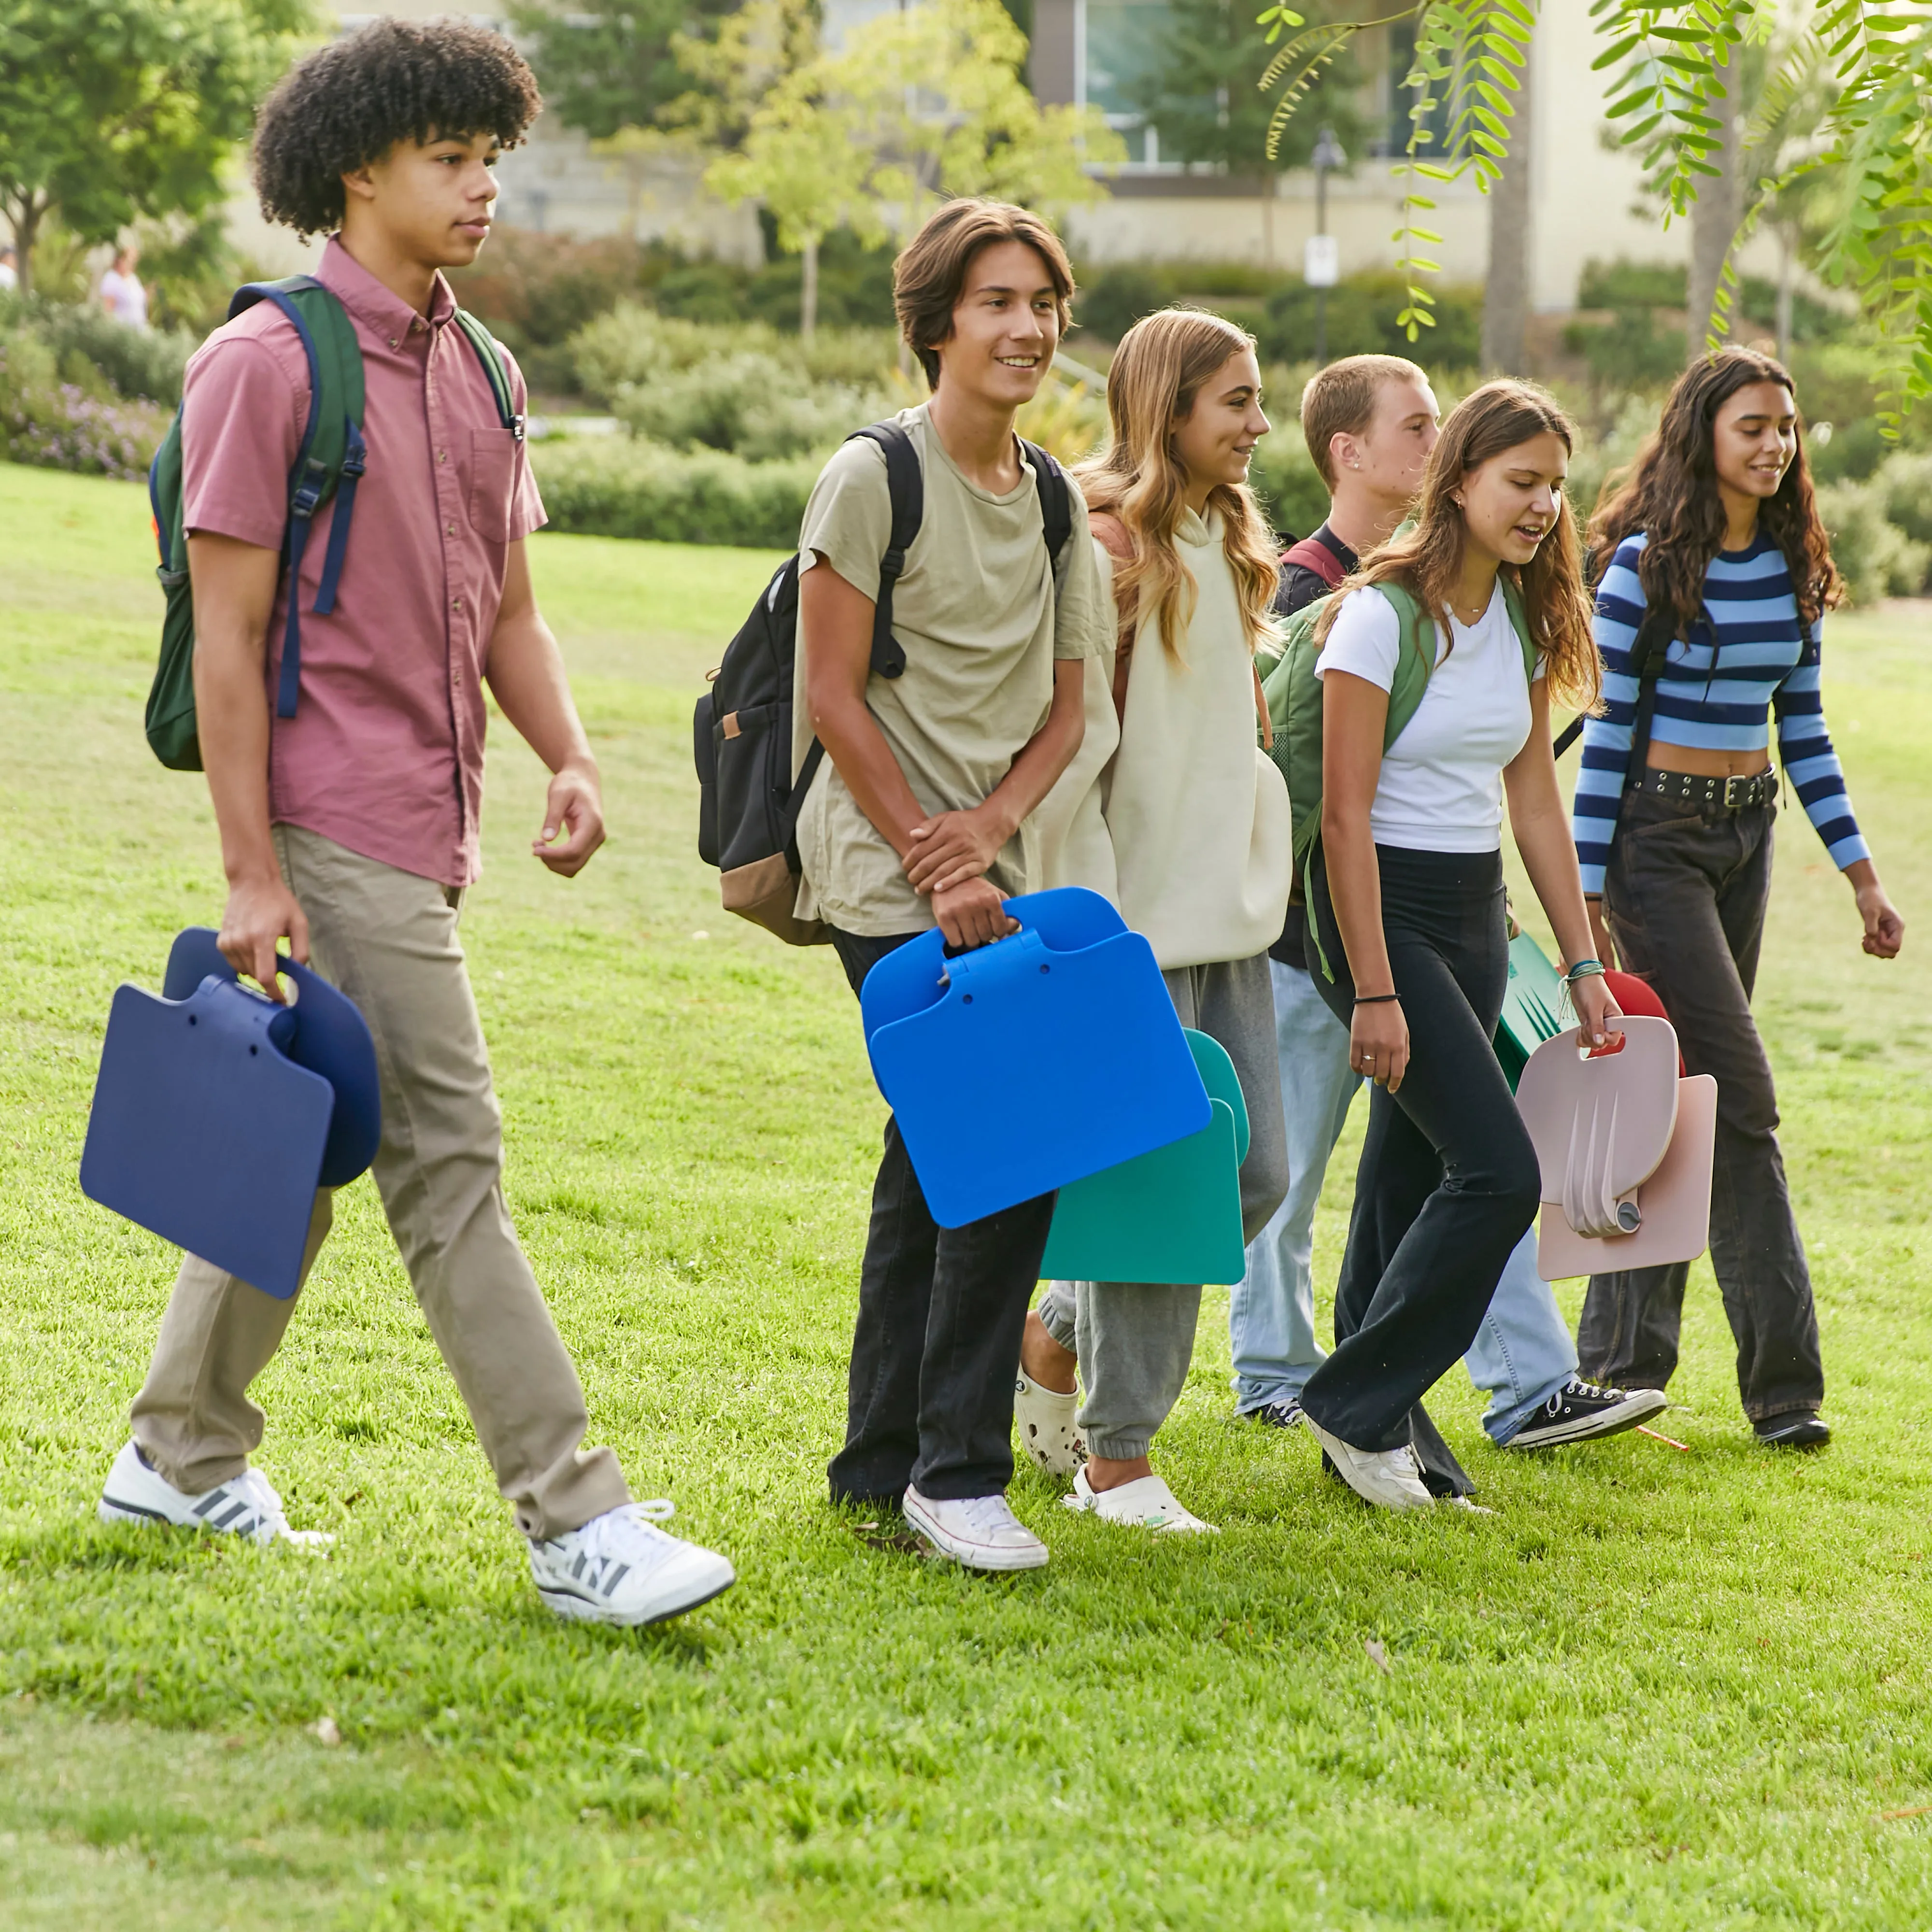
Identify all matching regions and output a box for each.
[1634,765,1778,811]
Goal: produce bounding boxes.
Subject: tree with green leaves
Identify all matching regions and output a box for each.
[1121,0,1364,269]
[507,0,735,144]
[0,0,307,296]
[1258,0,1932,429]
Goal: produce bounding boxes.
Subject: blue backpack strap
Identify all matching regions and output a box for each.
[844,421,923,681]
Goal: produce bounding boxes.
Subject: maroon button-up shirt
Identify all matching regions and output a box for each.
[181,237,545,887]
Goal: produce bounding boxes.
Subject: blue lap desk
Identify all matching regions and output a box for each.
[859,888,1210,1230]
[79,929,382,1300]
[1039,1028,1249,1286]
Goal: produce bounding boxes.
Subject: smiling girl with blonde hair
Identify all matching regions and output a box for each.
[1021,308,1292,1534]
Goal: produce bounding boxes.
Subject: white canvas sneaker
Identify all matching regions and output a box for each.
[1013,1370,1085,1477]
[1064,1467,1219,1533]
[1304,1418,1437,1510]
[528,1502,735,1627]
[96,1439,333,1548]
[903,1487,1049,1571]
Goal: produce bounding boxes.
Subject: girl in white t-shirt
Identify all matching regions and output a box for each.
[1019,308,1293,1533]
[1298,380,1621,1512]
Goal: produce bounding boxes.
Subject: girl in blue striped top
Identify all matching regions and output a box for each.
[1569,347,1904,1449]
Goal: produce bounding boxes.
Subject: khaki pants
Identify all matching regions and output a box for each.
[128,825,630,1540]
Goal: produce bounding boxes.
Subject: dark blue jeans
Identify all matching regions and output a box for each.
[1578,789,1825,1421]
[824,928,1056,1506]
[1303,845,1543,1493]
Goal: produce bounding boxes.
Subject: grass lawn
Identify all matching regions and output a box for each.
[2,461,1930,1931]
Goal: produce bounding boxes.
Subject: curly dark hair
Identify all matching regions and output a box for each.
[1589,345,1841,635]
[253,18,541,239]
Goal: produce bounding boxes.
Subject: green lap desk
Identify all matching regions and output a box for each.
[1039,1029,1250,1287]
[1493,933,1568,1092]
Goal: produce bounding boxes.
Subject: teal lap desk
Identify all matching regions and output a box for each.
[1494,932,1568,1091]
[1040,1028,1249,1286]
[79,928,381,1300]
[860,887,1211,1230]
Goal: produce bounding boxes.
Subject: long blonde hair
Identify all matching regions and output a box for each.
[1316,379,1601,712]
[1075,308,1281,661]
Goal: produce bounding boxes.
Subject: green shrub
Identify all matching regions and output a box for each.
[1563,310,1687,392]
[613,350,893,463]
[1076,264,1179,345]
[0,333,168,479]
[1256,272,1482,372]
[1246,422,1329,540]
[0,295,193,406]
[530,437,816,549]
[1873,448,1932,549]
[1815,477,1931,603]
[1577,260,1685,311]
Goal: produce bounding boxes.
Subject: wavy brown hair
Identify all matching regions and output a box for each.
[1589,345,1840,633]
[1315,379,1601,711]
[1074,308,1281,660]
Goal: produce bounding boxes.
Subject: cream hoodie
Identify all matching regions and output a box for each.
[1042,508,1291,969]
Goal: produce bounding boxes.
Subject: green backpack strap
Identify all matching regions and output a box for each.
[452,309,525,439]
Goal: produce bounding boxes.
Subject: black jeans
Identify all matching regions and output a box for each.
[824,928,1056,1506]
[1577,788,1825,1421]
[1303,845,1543,1494]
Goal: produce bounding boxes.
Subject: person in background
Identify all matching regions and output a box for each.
[0,245,18,293]
[1299,381,1621,1510]
[99,243,149,330]
[1236,355,1665,1456]
[1573,345,1904,1449]
[1019,308,1291,1533]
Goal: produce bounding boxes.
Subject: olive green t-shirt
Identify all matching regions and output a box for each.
[791,403,1108,936]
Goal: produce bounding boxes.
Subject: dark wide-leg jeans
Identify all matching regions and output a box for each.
[1303,845,1543,1495]
[1577,788,1825,1422]
[824,928,1055,1507]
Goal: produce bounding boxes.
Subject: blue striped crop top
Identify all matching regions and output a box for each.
[1571,530,1868,896]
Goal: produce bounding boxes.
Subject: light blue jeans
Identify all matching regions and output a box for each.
[1229,957,1577,1445]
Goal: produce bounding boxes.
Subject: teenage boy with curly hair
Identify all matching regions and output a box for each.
[96,18,735,1628]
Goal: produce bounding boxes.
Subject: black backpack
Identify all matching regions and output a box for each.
[695,420,1073,945]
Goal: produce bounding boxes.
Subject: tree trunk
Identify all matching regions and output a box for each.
[800,233,819,343]
[1480,50,1532,374]
[9,194,43,296]
[1687,66,1745,351]
[1775,222,1795,365]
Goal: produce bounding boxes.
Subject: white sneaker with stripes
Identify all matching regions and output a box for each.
[527,1502,736,1627]
[97,1439,333,1547]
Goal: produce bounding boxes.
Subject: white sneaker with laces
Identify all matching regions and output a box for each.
[1064,1467,1219,1533]
[96,1439,333,1548]
[903,1486,1049,1571]
[1305,1419,1436,1510]
[1013,1370,1085,1477]
[528,1502,735,1627]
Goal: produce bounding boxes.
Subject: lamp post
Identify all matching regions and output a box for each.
[1307,124,1347,363]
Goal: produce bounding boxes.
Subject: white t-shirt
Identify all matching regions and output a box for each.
[99,267,148,329]
[1315,582,1542,852]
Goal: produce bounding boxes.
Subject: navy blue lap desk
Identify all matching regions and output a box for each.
[79,929,381,1300]
[859,887,1210,1229]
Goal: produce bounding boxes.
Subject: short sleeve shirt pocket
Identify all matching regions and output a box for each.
[466,426,520,544]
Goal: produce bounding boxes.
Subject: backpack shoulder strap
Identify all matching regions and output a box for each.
[1018,437,1073,567]
[1498,574,1538,683]
[1282,533,1349,589]
[226,277,367,719]
[452,308,526,439]
[1370,581,1438,751]
[844,420,923,681]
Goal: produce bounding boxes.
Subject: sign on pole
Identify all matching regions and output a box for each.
[1304,234,1339,288]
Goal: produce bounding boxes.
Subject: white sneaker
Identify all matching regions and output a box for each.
[528,1502,735,1627]
[1305,1419,1436,1510]
[1014,1370,1084,1477]
[1064,1467,1219,1533]
[96,1439,333,1548]
[903,1486,1049,1571]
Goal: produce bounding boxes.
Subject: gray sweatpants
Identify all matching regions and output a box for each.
[1038,953,1289,1460]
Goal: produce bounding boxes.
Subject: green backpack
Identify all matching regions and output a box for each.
[144,275,521,771]
[1257,576,1537,976]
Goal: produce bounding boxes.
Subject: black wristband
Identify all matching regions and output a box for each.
[1354,993,1402,1005]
